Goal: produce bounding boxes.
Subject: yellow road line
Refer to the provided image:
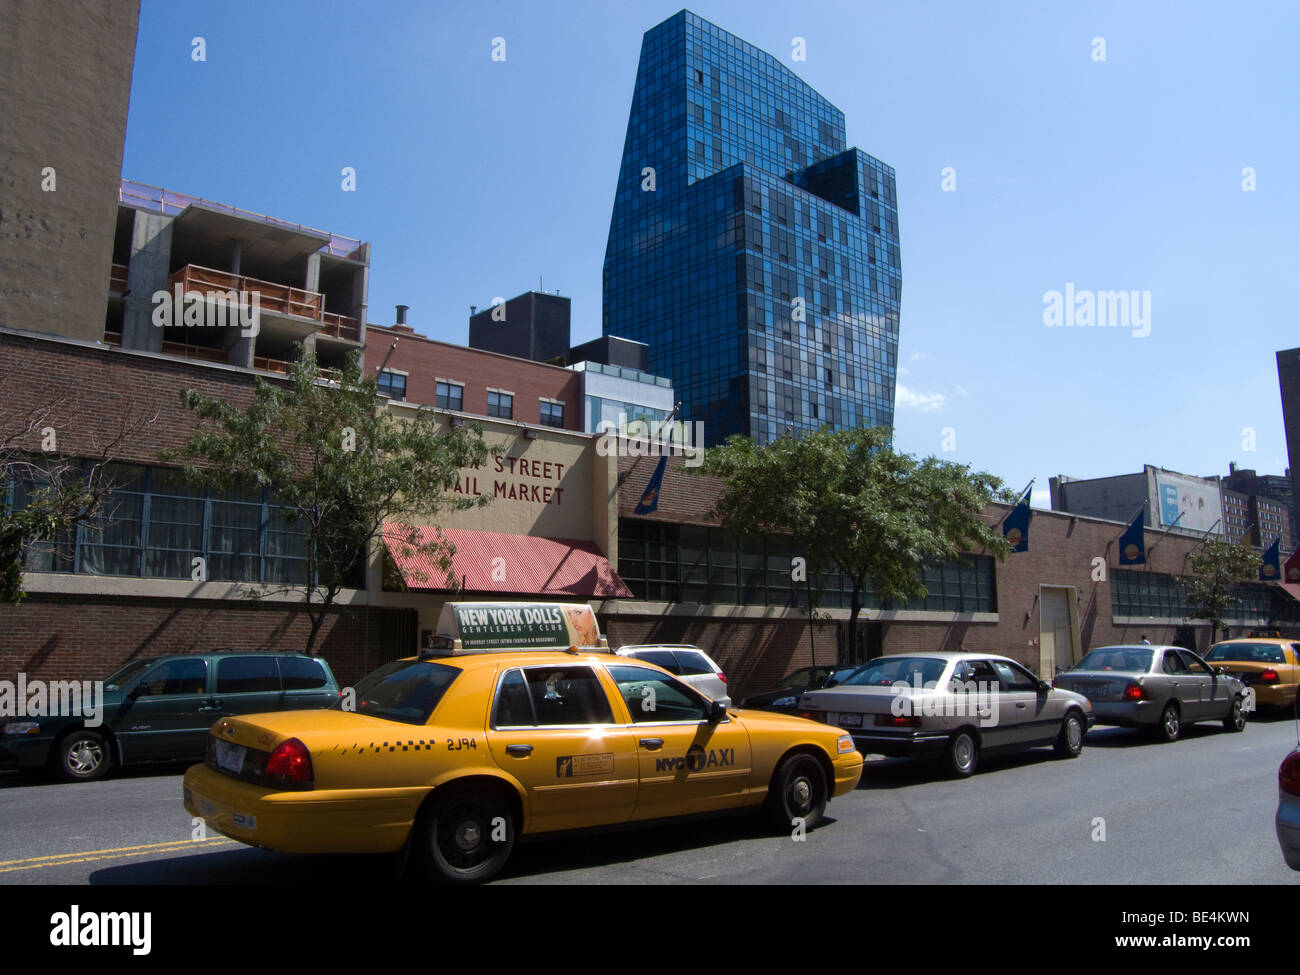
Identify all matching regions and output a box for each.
[0,837,236,874]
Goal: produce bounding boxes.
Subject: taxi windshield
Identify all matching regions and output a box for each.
[342,660,461,724]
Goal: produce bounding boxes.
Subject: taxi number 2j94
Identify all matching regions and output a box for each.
[447,737,477,751]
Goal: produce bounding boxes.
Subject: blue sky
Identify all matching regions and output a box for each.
[122,0,1300,506]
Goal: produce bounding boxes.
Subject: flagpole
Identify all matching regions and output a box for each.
[1107,505,1147,554]
[1145,510,1185,559]
[615,401,682,487]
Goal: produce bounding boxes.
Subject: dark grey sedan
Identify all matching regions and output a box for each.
[1053,645,1247,742]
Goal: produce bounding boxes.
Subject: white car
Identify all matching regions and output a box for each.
[614,644,730,706]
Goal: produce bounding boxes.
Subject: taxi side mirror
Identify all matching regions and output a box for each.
[707,700,728,723]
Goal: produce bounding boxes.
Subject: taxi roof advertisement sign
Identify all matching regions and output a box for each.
[442,602,601,651]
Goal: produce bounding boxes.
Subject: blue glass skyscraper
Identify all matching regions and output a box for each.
[603,10,901,446]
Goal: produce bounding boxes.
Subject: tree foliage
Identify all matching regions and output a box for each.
[695,426,1013,661]
[164,348,493,655]
[1183,538,1259,640]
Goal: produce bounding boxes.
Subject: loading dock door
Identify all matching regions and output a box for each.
[1039,585,1081,678]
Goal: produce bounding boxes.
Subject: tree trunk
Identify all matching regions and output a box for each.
[848,592,862,665]
[304,604,326,657]
[806,577,817,672]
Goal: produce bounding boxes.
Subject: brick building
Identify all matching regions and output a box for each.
[366,311,582,431]
[604,453,1300,698]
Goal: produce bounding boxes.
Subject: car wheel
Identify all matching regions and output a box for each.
[765,753,827,833]
[54,729,109,782]
[1054,711,1085,758]
[942,730,979,778]
[1222,695,1246,733]
[415,792,514,885]
[1155,702,1181,742]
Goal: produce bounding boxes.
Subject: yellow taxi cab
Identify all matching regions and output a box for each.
[183,602,863,883]
[1205,637,1300,711]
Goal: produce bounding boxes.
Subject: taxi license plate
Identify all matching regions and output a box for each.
[214,739,245,774]
[836,712,862,728]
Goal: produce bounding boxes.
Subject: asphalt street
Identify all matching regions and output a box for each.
[2,714,1297,885]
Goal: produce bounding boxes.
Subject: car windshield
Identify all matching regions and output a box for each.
[104,659,154,690]
[1206,642,1286,664]
[1074,648,1154,673]
[340,659,461,725]
[842,657,947,687]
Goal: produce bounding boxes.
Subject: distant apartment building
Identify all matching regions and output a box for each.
[1221,488,1251,543]
[1223,462,1296,550]
[1050,465,1225,538]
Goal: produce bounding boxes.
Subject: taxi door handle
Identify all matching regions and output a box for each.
[639,738,664,750]
[505,744,533,757]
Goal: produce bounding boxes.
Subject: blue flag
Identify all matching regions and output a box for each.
[1002,498,1030,553]
[1118,510,1146,565]
[1260,537,1281,581]
[633,453,669,515]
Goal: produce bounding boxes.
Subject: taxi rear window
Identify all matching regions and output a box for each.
[344,660,461,725]
[1206,642,1286,664]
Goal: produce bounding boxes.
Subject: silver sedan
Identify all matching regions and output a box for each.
[1053,645,1247,742]
[798,652,1093,778]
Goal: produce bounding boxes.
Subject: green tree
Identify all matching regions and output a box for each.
[695,426,1013,663]
[1183,538,1259,641]
[165,348,494,655]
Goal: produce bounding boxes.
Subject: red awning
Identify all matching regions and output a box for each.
[382,524,632,598]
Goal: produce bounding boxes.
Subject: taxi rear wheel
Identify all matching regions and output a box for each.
[416,793,514,884]
[765,753,827,833]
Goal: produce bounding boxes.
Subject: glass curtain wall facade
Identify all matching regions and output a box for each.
[603,10,901,446]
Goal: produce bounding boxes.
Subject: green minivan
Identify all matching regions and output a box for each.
[0,651,340,781]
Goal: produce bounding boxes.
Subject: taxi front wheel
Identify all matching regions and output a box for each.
[765,754,827,833]
[415,792,515,885]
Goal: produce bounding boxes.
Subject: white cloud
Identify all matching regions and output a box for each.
[896,383,947,412]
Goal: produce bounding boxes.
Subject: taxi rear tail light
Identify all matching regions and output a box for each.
[264,737,314,790]
[1281,751,1300,798]
[1260,669,1280,684]
[1122,682,1144,701]
[718,673,727,683]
